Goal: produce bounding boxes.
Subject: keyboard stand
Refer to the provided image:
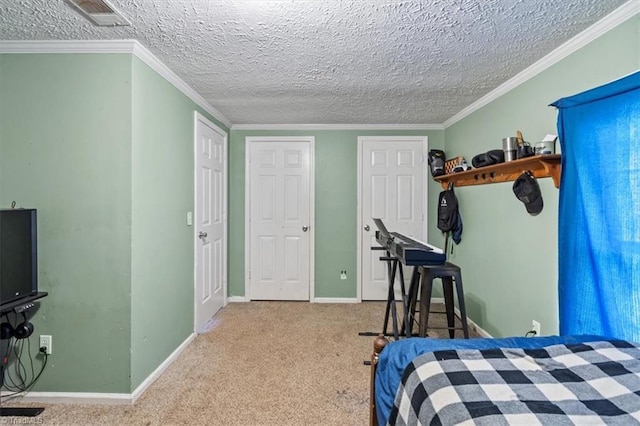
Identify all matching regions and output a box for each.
[362,234,446,340]
[380,250,420,340]
[357,247,407,341]
[380,253,400,340]
[358,247,401,339]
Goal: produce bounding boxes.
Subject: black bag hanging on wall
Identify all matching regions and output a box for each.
[437,182,463,248]
[428,149,446,177]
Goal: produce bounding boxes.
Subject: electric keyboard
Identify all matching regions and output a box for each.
[372,217,445,266]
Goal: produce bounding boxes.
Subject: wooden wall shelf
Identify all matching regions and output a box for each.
[434,154,561,189]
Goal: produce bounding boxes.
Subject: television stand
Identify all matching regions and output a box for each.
[0,407,44,417]
[0,292,48,315]
[0,292,48,418]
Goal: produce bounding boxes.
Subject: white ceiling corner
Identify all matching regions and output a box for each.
[0,0,634,126]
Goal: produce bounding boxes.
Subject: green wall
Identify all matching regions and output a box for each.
[129,57,227,390]
[0,54,133,392]
[443,15,640,337]
[0,53,228,393]
[228,129,444,299]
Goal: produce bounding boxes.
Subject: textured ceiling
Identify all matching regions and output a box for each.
[0,0,630,125]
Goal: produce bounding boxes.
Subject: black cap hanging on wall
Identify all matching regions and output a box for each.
[513,171,543,215]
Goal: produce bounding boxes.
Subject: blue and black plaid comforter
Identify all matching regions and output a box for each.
[389,340,640,425]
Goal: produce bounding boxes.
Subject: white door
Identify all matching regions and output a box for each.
[359,136,427,300]
[247,137,313,301]
[195,113,227,332]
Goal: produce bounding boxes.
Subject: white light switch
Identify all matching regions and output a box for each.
[187,211,193,226]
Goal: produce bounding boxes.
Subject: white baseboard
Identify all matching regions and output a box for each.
[453,306,492,338]
[228,296,360,303]
[313,297,359,303]
[466,316,492,338]
[131,332,195,402]
[0,392,132,405]
[431,297,493,338]
[1,333,196,405]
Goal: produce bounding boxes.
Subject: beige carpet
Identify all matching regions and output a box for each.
[2,301,478,425]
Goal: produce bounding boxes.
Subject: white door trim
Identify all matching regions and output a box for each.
[356,135,429,302]
[193,111,228,332]
[244,136,315,301]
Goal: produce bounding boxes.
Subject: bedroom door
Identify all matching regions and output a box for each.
[194,113,227,332]
[246,137,314,300]
[358,136,427,301]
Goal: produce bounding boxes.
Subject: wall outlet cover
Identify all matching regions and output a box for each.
[39,335,52,354]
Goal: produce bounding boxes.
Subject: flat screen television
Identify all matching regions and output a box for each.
[0,209,39,309]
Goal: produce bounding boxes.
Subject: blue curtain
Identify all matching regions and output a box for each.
[551,71,640,342]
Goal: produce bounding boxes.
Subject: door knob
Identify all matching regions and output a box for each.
[302,226,309,232]
[364,225,370,231]
[198,231,208,239]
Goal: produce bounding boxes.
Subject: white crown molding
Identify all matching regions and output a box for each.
[231,123,444,131]
[0,39,138,53]
[0,39,232,129]
[443,0,640,128]
[130,42,231,128]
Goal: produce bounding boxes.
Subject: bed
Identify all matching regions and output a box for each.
[369,335,640,425]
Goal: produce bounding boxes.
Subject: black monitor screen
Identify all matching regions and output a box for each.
[0,209,37,305]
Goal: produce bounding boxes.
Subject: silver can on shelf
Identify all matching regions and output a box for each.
[502,137,519,162]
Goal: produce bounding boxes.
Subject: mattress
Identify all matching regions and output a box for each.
[375,335,606,425]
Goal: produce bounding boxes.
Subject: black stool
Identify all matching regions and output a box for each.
[417,262,469,338]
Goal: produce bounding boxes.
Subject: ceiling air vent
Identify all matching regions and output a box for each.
[67,0,130,26]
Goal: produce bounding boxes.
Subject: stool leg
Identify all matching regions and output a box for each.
[442,276,455,339]
[419,270,434,337]
[454,271,470,339]
[404,267,420,337]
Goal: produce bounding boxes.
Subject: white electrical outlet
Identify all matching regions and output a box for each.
[531,320,541,336]
[39,335,52,355]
